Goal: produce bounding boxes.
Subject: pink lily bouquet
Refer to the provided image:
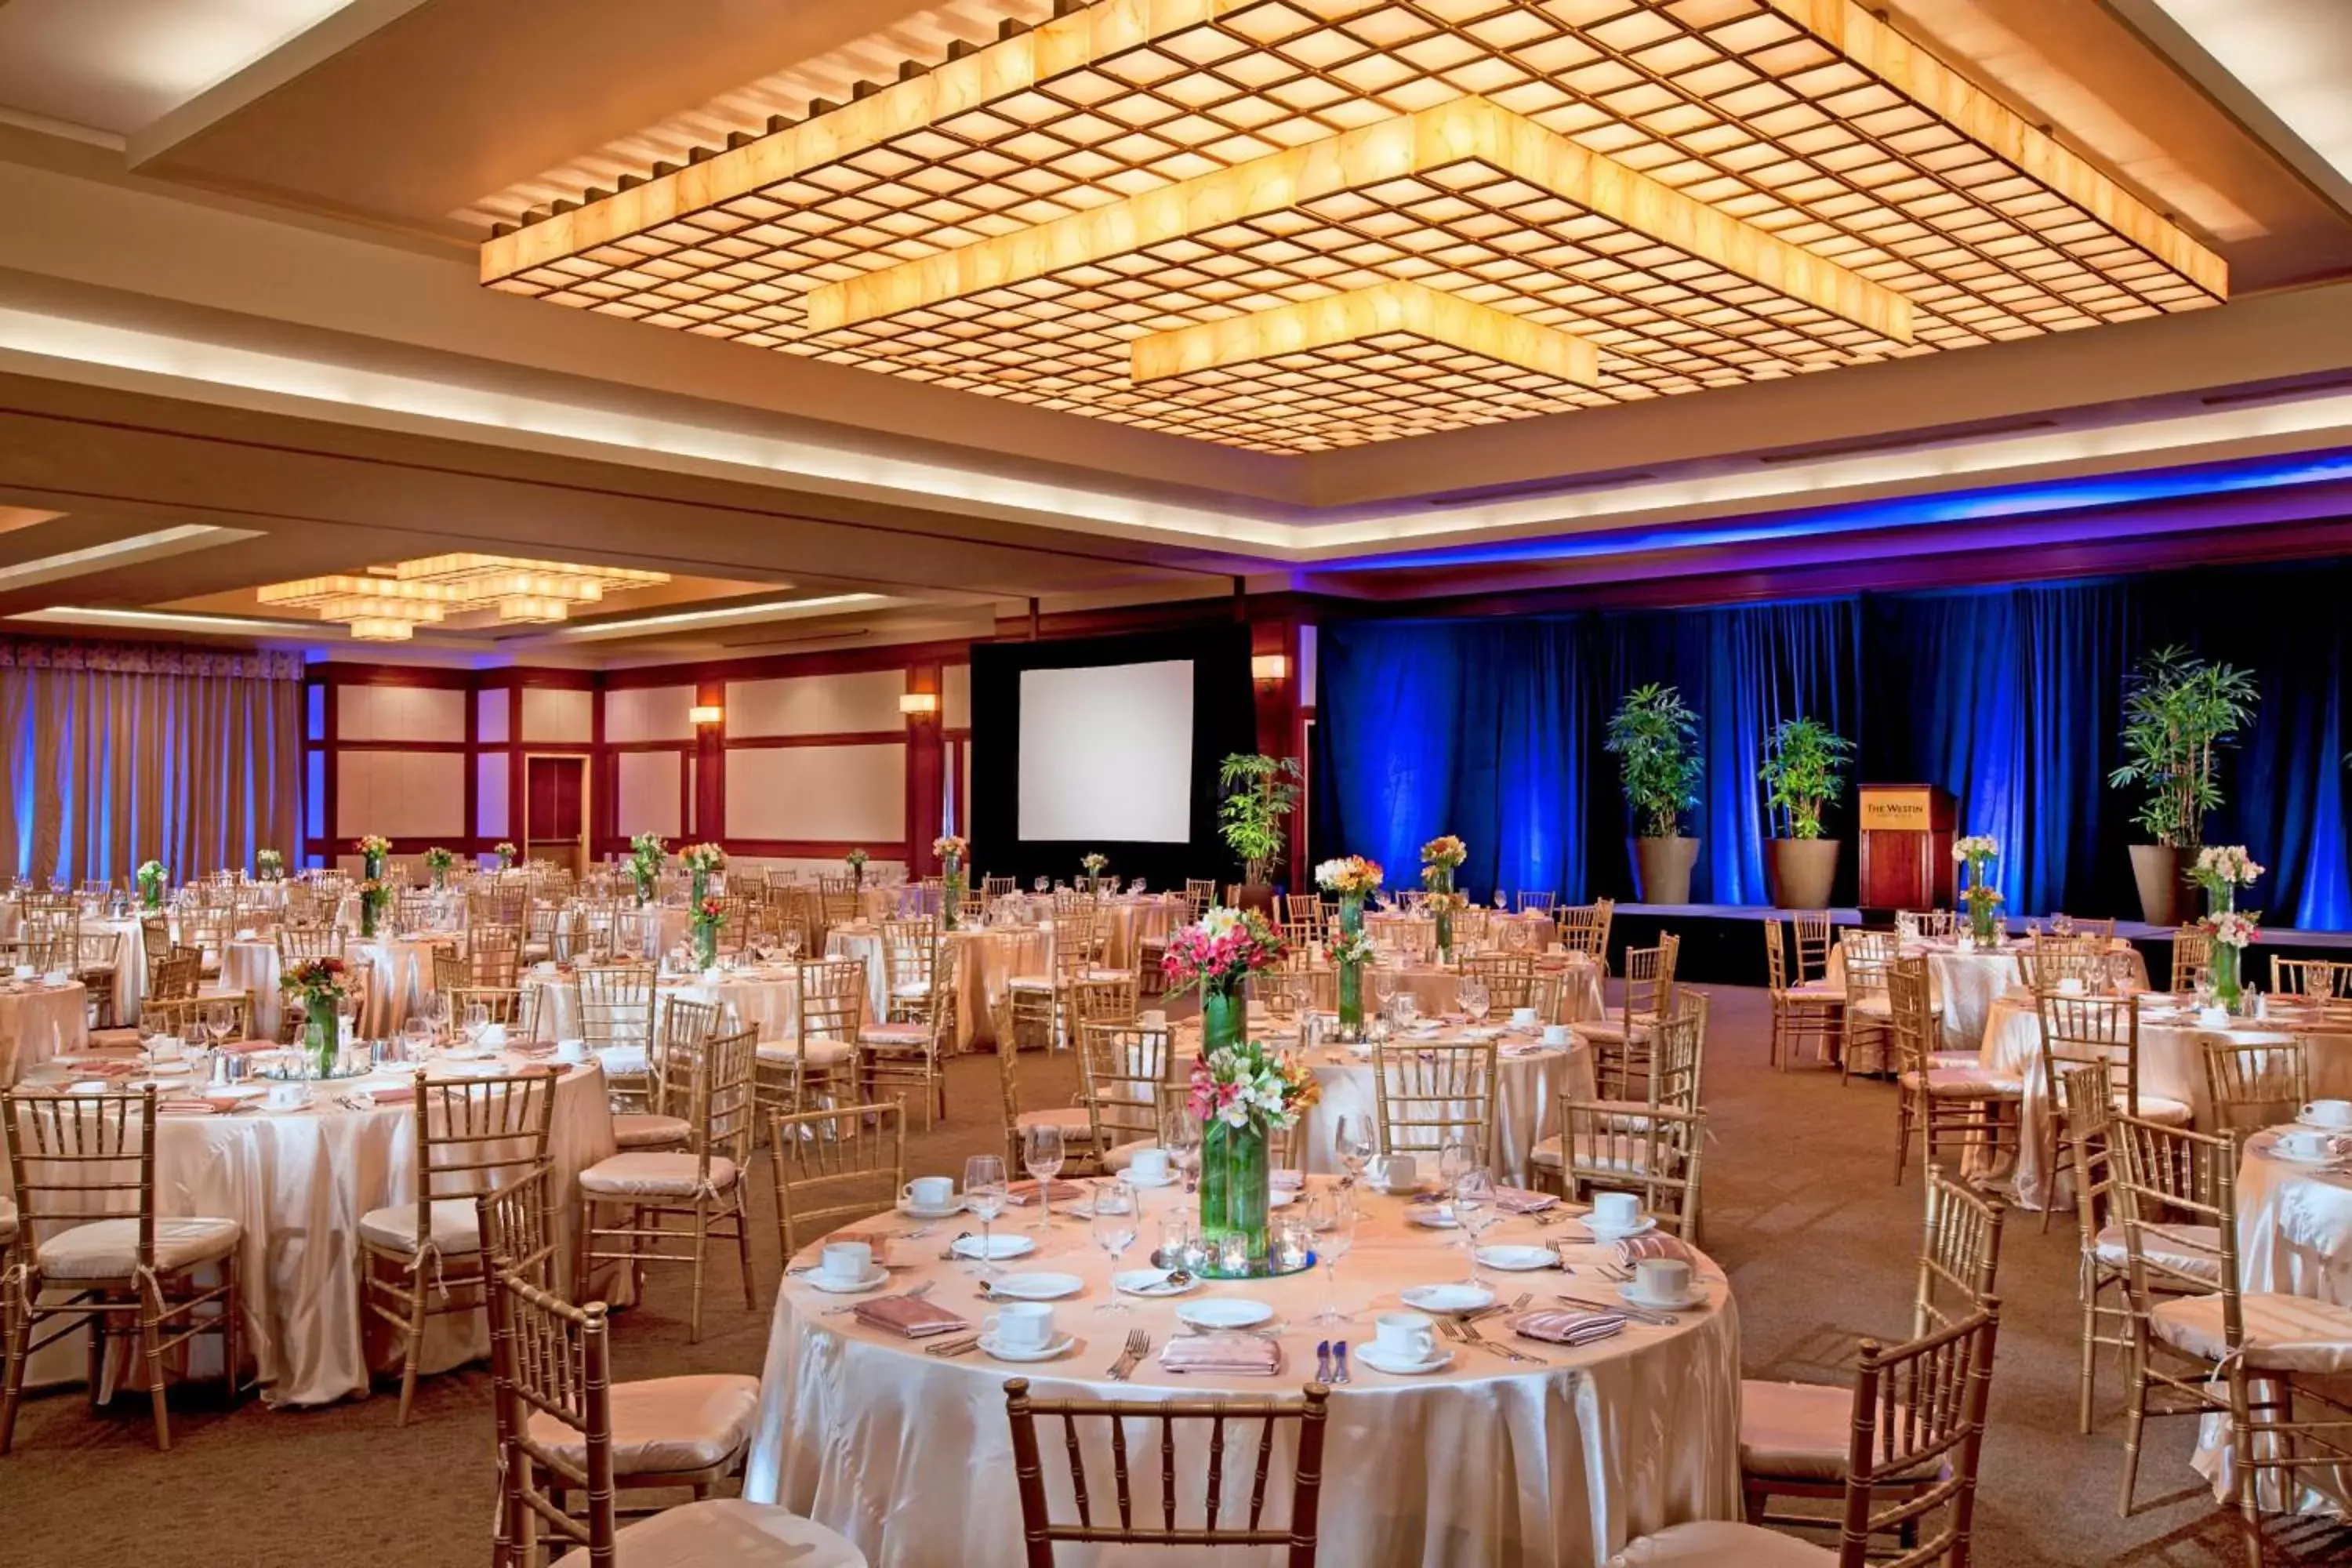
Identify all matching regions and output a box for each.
[1160,906,1286,998]
[1189,1036,1319,1134]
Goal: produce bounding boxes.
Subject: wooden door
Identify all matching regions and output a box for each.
[525,755,586,877]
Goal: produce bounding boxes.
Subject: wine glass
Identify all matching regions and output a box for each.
[1334,1115,1377,1196]
[1371,965,1398,1016]
[1454,1167,1498,1288]
[423,990,451,1046]
[462,1000,491,1053]
[1458,977,1490,1026]
[400,1015,434,1064]
[334,986,361,1049]
[1033,877,1050,895]
[1439,1137,1472,1199]
[1494,888,1509,911]
[781,927,804,962]
[963,1154,1008,1274]
[1160,1097,1203,1196]
[1307,1191,1355,1326]
[1092,1179,1139,1308]
[2307,963,2335,1007]
[1022,1123,1065,1228]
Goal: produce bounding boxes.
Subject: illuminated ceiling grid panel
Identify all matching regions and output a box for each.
[483,0,2226,452]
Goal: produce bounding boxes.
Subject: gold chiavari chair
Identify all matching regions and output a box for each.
[1277,909,1325,955]
[1069,970,1139,1035]
[2201,1036,2310,1138]
[0,1087,242,1453]
[275,922,345,967]
[2170,925,2214,993]
[1836,930,1898,1082]
[858,942,957,1129]
[1549,1103,1707,1242]
[1458,950,1537,1013]
[476,1164,559,1566]
[1791,909,1835,985]
[1888,957,2020,1186]
[443,982,539,1038]
[2056,1065,2132,1438]
[1077,1021,1174,1177]
[358,1066,556,1425]
[466,923,525,986]
[753,957,863,1126]
[1634,1307,2001,1566]
[769,1098,906,1259]
[1739,1166,2002,1534]
[144,949,200,1004]
[1896,909,1957,940]
[880,917,942,1022]
[2036,990,2187,1234]
[1514,890,1557,914]
[1181,877,1217,921]
[604,996,717,1153]
[140,916,173,976]
[2274,956,2352,1002]
[982,875,1018,899]
[394,889,438,935]
[992,991,1094,1171]
[1573,933,1678,1100]
[2039,915,2116,942]
[71,928,122,1029]
[179,912,231,980]
[577,962,657,1107]
[1371,1040,1497,1167]
[578,1028,757,1343]
[140,991,255,1044]
[1000,967,1061,1054]
[2110,1117,2352,1562]
[2016,935,2110,993]
[1555,900,1611,971]
[431,950,470,1000]
[1764,918,1840,1072]
[1003,1377,1329,1568]
[817,877,860,935]
[12,913,75,975]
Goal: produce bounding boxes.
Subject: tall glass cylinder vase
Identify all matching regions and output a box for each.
[690,869,709,909]
[1338,892,1365,937]
[1200,984,1244,1054]
[1338,959,1365,1039]
[2212,941,2243,1013]
[306,1004,338,1080]
[1199,1116,1271,1273]
[943,858,964,930]
[2208,881,2234,918]
[363,851,384,883]
[361,895,379,941]
[1432,869,1455,962]
[694,921,717,971]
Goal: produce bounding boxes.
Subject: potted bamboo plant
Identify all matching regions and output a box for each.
[1217,753,1301,915]
[2107,645,2258,925]
[1605,683,1703,904]
[1759,716,1853,909]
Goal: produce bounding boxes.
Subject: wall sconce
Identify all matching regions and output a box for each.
[899,692,940,717]
[689,703,724,727]
[1250,653,1290,685]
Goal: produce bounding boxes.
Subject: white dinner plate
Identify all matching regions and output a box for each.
[978,1331,1078,1363]
[802,1265,891,1294]
[1401,1283,1494,1314]
[950,1233,1036,1261]
[1175,1298,1275,1330]
[1353,1345,1455,1376]
[1620,1280,1708,1312]
[986,1272,1086,1301]
[1112,1269,1199,1298]
[1475,1245,1559,1272]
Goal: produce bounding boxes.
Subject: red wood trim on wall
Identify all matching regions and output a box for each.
[722,730,911,750]
[604,638,978,688]
[314,739,473,753]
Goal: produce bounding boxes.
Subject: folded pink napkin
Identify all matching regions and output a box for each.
[1616,1234,1697,1267]
[157,1099,217,1116]
[1161,1334,1284,1376]
[79,1059,141,1079]
[1494,1185,1555,1214]
[367,1082,418,1105]
[1510,1308,1626,1346]
[853,1294,972,1338]
[1271,1170,1304,1192]
[1004,1179,1087,1205]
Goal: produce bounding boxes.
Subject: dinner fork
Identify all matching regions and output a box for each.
[1455,1312,1547,1365]
[1107,1327,1152,1381]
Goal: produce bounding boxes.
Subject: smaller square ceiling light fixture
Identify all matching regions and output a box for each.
[258,554,670,640]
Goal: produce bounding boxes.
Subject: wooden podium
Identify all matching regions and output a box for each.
[1857,784,1955,913]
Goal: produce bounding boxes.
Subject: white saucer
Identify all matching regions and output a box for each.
[803,1265,891,1294]
[2294,1118,2352,1136]
[1112,1269,1199,1298]
[1122,1170,1178,1189]
[1354,1345,1455,1376]
[1175,1298,1275,1330]
[1475,1245,1559,1272]
[1581,1217,1657,1242]
[897,1197,965,1219]
[986,1271,1086,1301]
[1401,1283,1494,1314]
[2267,1138,2347,1165]
[1620,1280,1708,1312]
[979,1331,1077,1363]
[950,1233,1036,1261]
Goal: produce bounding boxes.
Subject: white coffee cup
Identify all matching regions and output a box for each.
[1382,1152,1419,1192]
[1547,942,1566,955]
[2057,976,2085,996]
[2278,1127,2334,1161]
[10,964,32,980]
[1591,1191,1642,1232]
[903,1175,955,1210]
[1139,1009,1169,1030]
[819,1241,873,1282]
[1541,1024,1572,1047]
[554,1038,586,1064]
[1510,1007,1538,1028]
[533,960,557,975]
[1374,1311,1438,1363]
[1127,1148,1171,1185]
[985,1301,1056,1349]
[1633,1256,1693,1304]
[481,1022,510,1050]
[265,1080,307,1110]
[2303,1099,2352,1130]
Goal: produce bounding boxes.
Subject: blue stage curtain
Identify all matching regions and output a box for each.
[1316,559,2352,926]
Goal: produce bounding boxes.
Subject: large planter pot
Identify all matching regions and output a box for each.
[2129,844,2184,927]
[1631,836,1700,905]
[1767,838,1841,910]
[1232,883,1277,916]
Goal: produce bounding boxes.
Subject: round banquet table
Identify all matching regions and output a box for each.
[1095,894,1184,971]
[11,1051,619,1406]
[1828,937,2149,1057]
[827,923,1052,1053]
[1286,1026,1595,1185]
[1978,992,2352,1210]
[345,932,463,1037]
[742,1179,1740,1566]
[0,978,89,1087]
[527,961,856,1051]
[1,909,150,1028]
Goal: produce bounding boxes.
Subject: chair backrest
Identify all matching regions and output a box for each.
[405,1069,559,1237]
[2016,938,2108,993]
[140,991,253,1042]
[15,913,76,972]
[1372,1041,1496,1162]
[1917,1164,2005,1338]
[653,995,722,1115]
[678,1027,760,1174]
[883,917,940,997]
[575,964,655,1048]
[1886,956,1934,1077]
[1004,1376,1329,1566]
[2109,1116,2238,1330]
[2054,1065,2117,1259]
[1621,936,1678,1024]
[474,1160,559,1288]
[1182,879,1217,921]
[487,1267,616,1567]
[2273,955,2352,1002]
[2,1087,158,1265]
[74,928,123,975]
[2201,1036,2309,1135]
[1645,990,1708,1111]
[2036,992,2145,1116]
[2169,926,2212,992]
[1458,950,1536,1009]
[466,923,524,985]
[1762,917,1790,993]
[1080,1023,1174,1151]
[1900,909,1956,939]
[444,983,539,1039]
[797,957,866,1047]
[1793,910,1835,982]
[1841,931,1896,1004]
[1558,1102,1706,1240]
[276,923,345,965]
[431,950,469,998]
[1829,1307,2002,1568]
[1515,891,1556,913]
[768,1098,906,1256]
[1070,971,1139,1030]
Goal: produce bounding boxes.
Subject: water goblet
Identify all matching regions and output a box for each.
[963,1154,1008,1275]
[1092,1180,1139,1309]
[462,1001,491,1052]
[400,1016,434,1064]
[1334,1115,1377,1198]
[1022,1123,1065,1228]
[1458,977,1490,1026]
[1454,1168,1499,1287]
[1308,1199,1356,1327]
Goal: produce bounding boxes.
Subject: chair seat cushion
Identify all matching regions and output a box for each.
[1016,1107,1100,1142]
[595,1045,651,1078]
[1788,979,1845,1002]
[553,1499,869,1568]
[858,1022,931,1047]
[1610,1521,1835,1566]
[1899,1067,2024,1099]
[756,1039,858,1067]
[0,1193,17,1245]
[2125,1095,2194,1125]
[1927,1051,1980,1071]
[1740,1379,1946,1483]
[358,1199,481,1254]
[1848,993,1893,1020]
[1529,1134,1562,1170]
[889,980,930,999]
[611,1112,693,1150]
[2095,1223,2223,1285]
[1101,1138,1157,1173]
[1083,967,1134,982]
[38,1215,241,1279]
[1528,1133,1651,1174]
[579,1152,741,1199]
[2150,1292,2352,1374]
[527,1374,760,1479]
[1006,975,1055,991]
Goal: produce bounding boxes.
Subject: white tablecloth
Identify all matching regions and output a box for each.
[1301,1036,1597,1185]
[743,1178,1740,1566]
[0,981,89,1086]
[1828,938,2150,1055]
[350,933,463,1037]
[527,964,842,1047]
[13,1053,618,1406]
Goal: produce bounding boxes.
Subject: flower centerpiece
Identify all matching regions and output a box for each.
[845,847,869,888]
[935,834,970,928]
[689,895,726,971]
[280,956,349,1079]
[493,840,517,870]
[1952,834,2001,945]
[1162,906,1286,1054]
[255,848,284,883]
[356,833,391,881]
[423,845,456,892]
[2192,845,2264,917]
[681,841,726,906]
[1188,1034,1318,1273]
[628,833,666,904]
[357,877,389,938]
[2206,908,2260,1013]
[1315,855,1385,1036]
[136,858,168,910]
[1419,835,1467,959]
[1080,851,1109,892]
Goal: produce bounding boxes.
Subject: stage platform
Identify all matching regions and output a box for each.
[1599,903,2352,989]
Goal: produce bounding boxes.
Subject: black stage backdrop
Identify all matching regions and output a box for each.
[971,625,1256,887]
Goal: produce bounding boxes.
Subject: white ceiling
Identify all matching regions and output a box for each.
[0,0,356,136]
[2153,0,2352,191]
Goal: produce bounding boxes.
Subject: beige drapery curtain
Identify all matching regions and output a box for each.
[0,639,303,884]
